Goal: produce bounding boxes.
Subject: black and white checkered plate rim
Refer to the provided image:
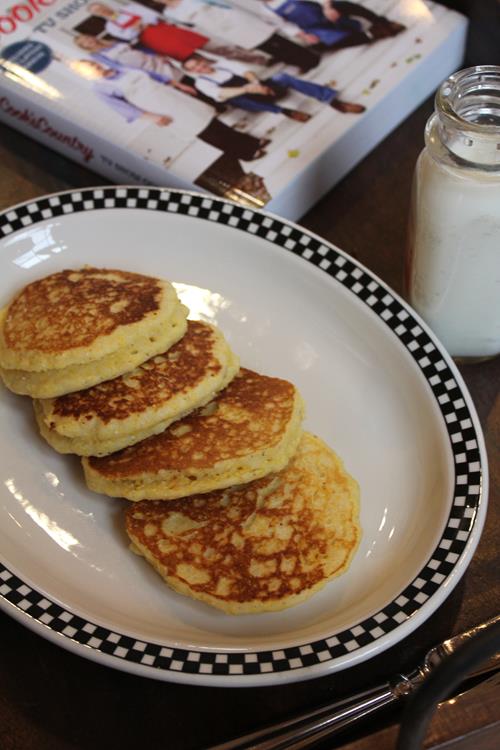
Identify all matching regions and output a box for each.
[0,187,486,683]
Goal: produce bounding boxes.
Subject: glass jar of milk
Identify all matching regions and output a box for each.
[407,65,500,362]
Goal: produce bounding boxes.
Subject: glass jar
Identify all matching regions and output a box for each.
[406,65,500,362]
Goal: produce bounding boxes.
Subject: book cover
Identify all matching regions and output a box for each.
[0,0,467,219]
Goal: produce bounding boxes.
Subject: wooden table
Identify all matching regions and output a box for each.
[0,102,498,750]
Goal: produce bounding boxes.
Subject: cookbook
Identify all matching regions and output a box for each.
[0,0,467,219]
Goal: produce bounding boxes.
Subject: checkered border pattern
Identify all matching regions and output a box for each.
[0,188,484,679]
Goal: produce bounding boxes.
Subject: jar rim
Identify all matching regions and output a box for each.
[436,65,500,136]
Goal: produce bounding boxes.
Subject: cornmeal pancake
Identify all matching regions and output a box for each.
[1,302,188,399]
[125,432,361,614]
[0,267,187,397]
[34,321,239,456]
[83,368,305,500]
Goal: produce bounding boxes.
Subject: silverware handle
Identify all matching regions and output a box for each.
[209,682,399,750]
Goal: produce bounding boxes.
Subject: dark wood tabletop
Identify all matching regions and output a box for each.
[0,99,498,750]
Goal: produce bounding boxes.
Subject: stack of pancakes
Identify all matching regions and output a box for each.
[0,267,361,615]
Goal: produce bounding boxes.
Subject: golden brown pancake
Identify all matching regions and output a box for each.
[125,432,361,614]
[0,303,188,399]
[34,321,239,456]
[83,368,305,500]
[0,267,187,397]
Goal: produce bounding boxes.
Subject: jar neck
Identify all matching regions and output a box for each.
[426,66,500,170]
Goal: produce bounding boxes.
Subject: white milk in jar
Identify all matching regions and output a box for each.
[407,66,500,361]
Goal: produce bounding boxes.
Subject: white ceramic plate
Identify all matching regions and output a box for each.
[0,187,488,686]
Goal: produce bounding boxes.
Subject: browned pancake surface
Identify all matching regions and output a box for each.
[3,267,164,354]
[125,433,360,611]
[49,321,223,424]
[87,368,296,477]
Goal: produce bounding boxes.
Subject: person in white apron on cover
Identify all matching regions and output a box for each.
[158,0,286,49]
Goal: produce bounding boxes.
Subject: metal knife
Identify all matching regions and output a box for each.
[209,614,500,750]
